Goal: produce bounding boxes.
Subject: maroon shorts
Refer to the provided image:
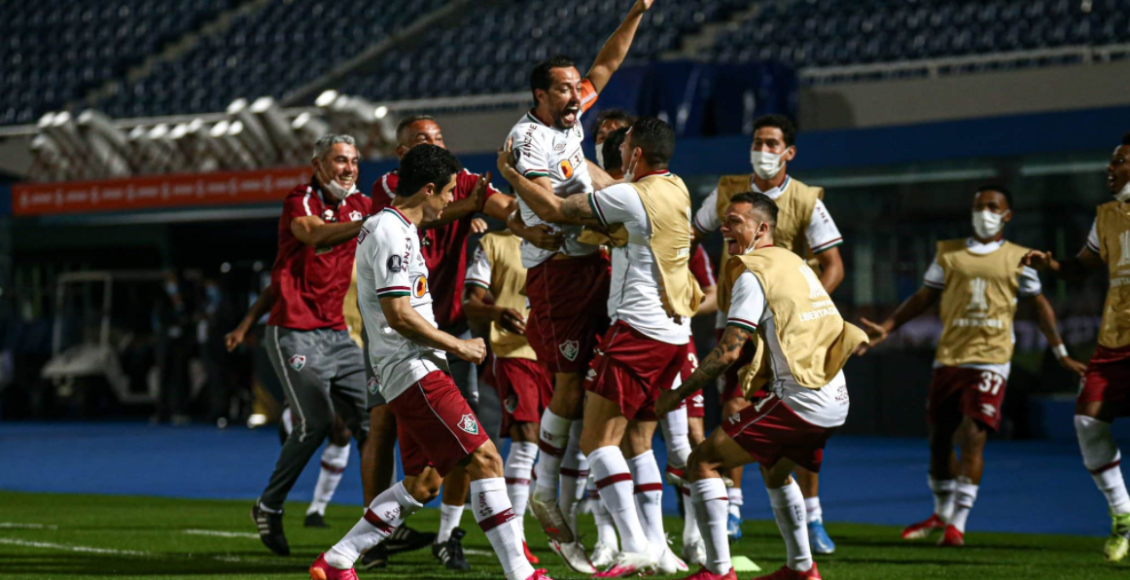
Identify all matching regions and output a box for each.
[927,366,1008,431]
[585,321,688,421]
[486,354,554,436]
[389,371,490,477]
[1078,345,1130,415]
[677,341,705,419]
[525,253,610,374]
[723,393,834,472]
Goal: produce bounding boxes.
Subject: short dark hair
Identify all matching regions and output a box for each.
[625,117,676,167]
[730,192,779,231]
[596,108,636,129]
[753,114,797,147]
[396,144,461,197]
[1122,132,1130,146]
[602,127,629,172]
[396,114,437,143]
[530,55,576,102]
[974,184,1013,209]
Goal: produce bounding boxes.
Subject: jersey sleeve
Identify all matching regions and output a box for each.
[283,191,317,221]
[371,174,396,212]
[726,271,766,333]
[923,253,945,289]
[1017,266,1043,297]
[590,183,642,228]
[464,243,492,290]
[580,79,598,113]
[693,187,721,233]
[807,198,843,254]
[1086,219,1100,254]
[510,126,551,179]
[366,224,412,298]
[690,245,716,288]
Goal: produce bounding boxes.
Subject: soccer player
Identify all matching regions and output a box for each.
[309,144,553,580]
[692,114,843,552]
[500,117,699,577]
[249,135,372,556]
[1024,134,1130,562]
[594,109,636,171]
[657,192,867,580]
[503,0,653,570]
[464,230,549,565]
[860,186,1086,547]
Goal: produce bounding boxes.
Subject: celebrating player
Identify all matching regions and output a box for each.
[859,186,1085,547]
[657,193,867,580]
[1024,134,1130,562]
[594,109,636,171]
[503,0,654,571]
[310,144,552,580]
[692,114,843,551]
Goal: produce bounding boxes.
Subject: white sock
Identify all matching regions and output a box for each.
[949,477,978,533]
[559,421,588,534]
[308,442,350,516]
[629,450,666,560]
[505,441,538,540]
[589,476,619,549]
[661,405,692,469]
[589,445,649,555]
[728,486,743,520]
[534,409,572,501]
[803,496,822,524]
[472,477,534,580]
[438,502,465,544]
[928,475,957,522]
[682,485,702,547]
[1076,415,1130,515]
[326,482,422,569]
[767,481,812,572]
[691,478,731,575]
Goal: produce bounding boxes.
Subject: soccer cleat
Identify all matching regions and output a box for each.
[682,539,707,567]
[524,569,557,580]
[432,527,471,571]
[384,524,436,555]
[590,541,619,569]
[309,552,358,580]
[592,550,658,578]
[304,512,329,528]
[807,521,835,554]
[657,544,690,574]
[901,514,946,540]
[358,543,388,570]
[250,503,289,556]
[937,525,964,547]
[752,562,822,580]
[674,566,738,580]
[1106,512,1130,562]
[523,541,540,565]
[549,539,597,574]
[529,493,576,543]
[727,512,743,542]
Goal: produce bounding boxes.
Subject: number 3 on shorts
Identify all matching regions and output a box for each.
[977,371,1003,396]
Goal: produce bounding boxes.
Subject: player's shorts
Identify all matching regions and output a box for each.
[927,366,1008,431]
[722,392,835,473]
[484,354,554,436]
[1078,345,1130,414]
[585,320,688,422]
[389,371,490,477]
[525,252,611,373]
[716,328,760,402]
[674,342,705,419]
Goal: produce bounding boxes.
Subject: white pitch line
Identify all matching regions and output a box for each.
[0,538,150,557]
[0,523,59,530]
[183,529,260,540]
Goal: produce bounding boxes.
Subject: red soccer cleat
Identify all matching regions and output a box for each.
[937,525,964,547]
[524,568,555,580]
[901,514,946,540]
[309,553,358,580]
[752,562,822,580]
[673,565,738,580]
[524,541,540,565]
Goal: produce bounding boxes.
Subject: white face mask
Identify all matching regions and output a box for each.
[322,177,356,201]
[1115,182,1130,204]
[742,222,766,255]
[623,150,640,183]
[972,210,1006,239]
[595,142,606,170]
[750,150,785,180]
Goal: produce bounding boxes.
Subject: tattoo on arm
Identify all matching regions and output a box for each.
[673,326,751,402]
[561,194,602,226]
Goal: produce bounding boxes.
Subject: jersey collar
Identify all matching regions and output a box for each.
[751,174,791,200]
[383,206,413,228]
[965,236,1004,255]
[632,169,672,183]
[526,109,568,134]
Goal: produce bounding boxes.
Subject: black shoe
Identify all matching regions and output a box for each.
[385,525,435,555]
[359,543,389,570]
[432,528,471,571]
[250,503,290,556]
[304,512,328,528]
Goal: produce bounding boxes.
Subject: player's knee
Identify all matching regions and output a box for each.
[687,444,719,482]
[466,443,504,480]
[515,422,540,443]
[405,469,442,503]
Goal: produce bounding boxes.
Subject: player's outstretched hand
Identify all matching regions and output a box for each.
[854,317,889,355]
[1022,250,1056,271]
[654,389,681,418]
[456,337,487,364]
[471,218,488,234]
[1059,355,1088,377]
[470,171,493,212]
[632,0,655,14]
[497,137,518,178]
[224,327,247,352]
[497,308,527,335]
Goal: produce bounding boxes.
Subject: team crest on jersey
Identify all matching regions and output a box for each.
[323,209,335,221]
[505,394,519,414]
[349,210,363,222]
[413,275,429,298]
[288,354,306,371]
[559,339,580,361]
[458,414,479,435]
[368,377,380,395]
[558,159,574,179]
[585,367,597,382]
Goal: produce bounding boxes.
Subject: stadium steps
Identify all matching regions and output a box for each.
[662,1,768,61]
[77,0,272,115]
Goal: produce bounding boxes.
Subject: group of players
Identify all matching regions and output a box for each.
[221,0,1130,578]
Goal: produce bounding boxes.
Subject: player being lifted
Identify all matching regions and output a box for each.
[504,0,654,571]
[658,193,866,580]
[1025,134,1130,562]
[860,186,1085,546]
[310,145,553,580]
[692,115,844,552]
[501,117,699,577]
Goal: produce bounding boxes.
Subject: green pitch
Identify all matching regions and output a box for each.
[0,491,1121,579]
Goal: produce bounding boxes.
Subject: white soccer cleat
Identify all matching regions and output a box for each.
[592,550,659,578]
[590,541,619,569]
[682,539,707,567]
[549,539,596,574]
[528,494,576,543]
[657,544,689,574]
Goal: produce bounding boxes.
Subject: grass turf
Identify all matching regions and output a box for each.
[0,490,1123,580]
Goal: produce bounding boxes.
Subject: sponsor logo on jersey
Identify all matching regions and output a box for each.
[981,403,996,417]
[559,159,574,179]
[413,275,428,298]
[458,413,479,435]
[349,210,363,222]
[1118,231,1130,267]
[727,412,741,425]
[560,339,580,361]
[288,354,306,371]
[692,393,705,408]
[387,255,403,273]
[323,209,335,222]
[505,394,519,414]
[554,141,566,152]
[967,278,989,311]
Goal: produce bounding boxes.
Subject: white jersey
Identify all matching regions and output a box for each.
[695,175,843,254]
[355,207,449,402]
[590,179,690,345]
[507,101,599,268]
[727,271,849,428]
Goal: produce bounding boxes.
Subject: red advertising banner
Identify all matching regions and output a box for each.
[12,167,313,216]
